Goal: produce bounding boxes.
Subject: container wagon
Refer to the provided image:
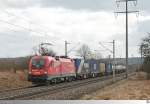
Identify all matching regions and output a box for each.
[98,62,106,75]
[105,63,113,75]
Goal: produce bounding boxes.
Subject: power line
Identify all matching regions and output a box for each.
[0,9,66,43]
[0,19,46,35]
[99,42,113,53]
[0,9,51,33]
[0,19,60,43]
[67,42,80,54]
[0,9,86,46]
[0,20,59,52]
[0,19,68,55]
[0,10,76,57]
[0,27,55,49]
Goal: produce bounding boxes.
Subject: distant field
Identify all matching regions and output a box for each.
[0,57,30,71]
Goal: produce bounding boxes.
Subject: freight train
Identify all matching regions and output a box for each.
[28,55,126,85]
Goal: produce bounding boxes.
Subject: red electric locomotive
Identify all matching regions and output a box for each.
[28,56,76,84]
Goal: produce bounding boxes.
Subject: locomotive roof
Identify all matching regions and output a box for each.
[31,55,73,62]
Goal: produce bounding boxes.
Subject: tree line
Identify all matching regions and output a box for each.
[140,33,150,79]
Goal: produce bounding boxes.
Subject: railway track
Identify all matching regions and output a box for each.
[0,72,135,100]
[0,76,112,100]
[21,73,128,100]
[0,85,39,93]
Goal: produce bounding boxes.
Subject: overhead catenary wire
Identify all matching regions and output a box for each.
[0,8,101,57]
[0,19,70,56]
[99,42,113,53]
[0,19,47,36]
[0,27,49,43]
[0,8,90,45]
[0,9,66,43]
[0,8,81,57]
[0,9,52,33]
[67,42,80,54]
[0,19,60,44]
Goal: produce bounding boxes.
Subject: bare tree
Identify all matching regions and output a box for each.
[140,34,150,57]
[77,44,91,60]
[140,33,150,79]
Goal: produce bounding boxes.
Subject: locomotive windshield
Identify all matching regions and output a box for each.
[31,59,45,69]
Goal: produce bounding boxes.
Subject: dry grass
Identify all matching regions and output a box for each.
[0,70,31,90]
[80,72,150,100]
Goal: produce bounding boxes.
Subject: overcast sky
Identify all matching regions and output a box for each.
[0,0,150,58]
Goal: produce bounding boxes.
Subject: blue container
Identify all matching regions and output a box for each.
[87,59,99,73]
[74,58,81,71]
[105,63,112,73]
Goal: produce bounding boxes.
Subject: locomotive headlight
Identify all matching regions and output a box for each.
[28,71,31,74]
[44,71,47,74]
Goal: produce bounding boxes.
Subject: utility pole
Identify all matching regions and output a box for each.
[140,44,143,70]
[112,40,115,81]
[65,41,70,57]
[115,0,139,78]
[99,40,116,81]
[113,40,115,60]
[125,0,129,78]
[109,40,115,82]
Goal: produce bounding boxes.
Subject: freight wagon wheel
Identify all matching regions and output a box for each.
[46,80,51,86]
[92,73,95,77]
[81,75,85,79]
[77,76,82,80]
[72,76,76,81]
[68,77,73,82]
[65,77,70,82]
[70,76,75,81]
[45,81,50,86]
[53,79,58,84]
[57,78,62,83]
[65,77,68,82]
[83,74,87,79]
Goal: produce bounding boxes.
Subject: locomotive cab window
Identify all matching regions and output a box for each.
[31,59,45,69]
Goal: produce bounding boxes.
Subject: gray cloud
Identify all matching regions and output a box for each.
[137,20,150,33]
[39,0,114,11]
[0,0,149,12]
[132,19,150,45]
[139,0,150,12]
[0,0,114,11]
[0,0,149,58]
[0,0,41,9]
